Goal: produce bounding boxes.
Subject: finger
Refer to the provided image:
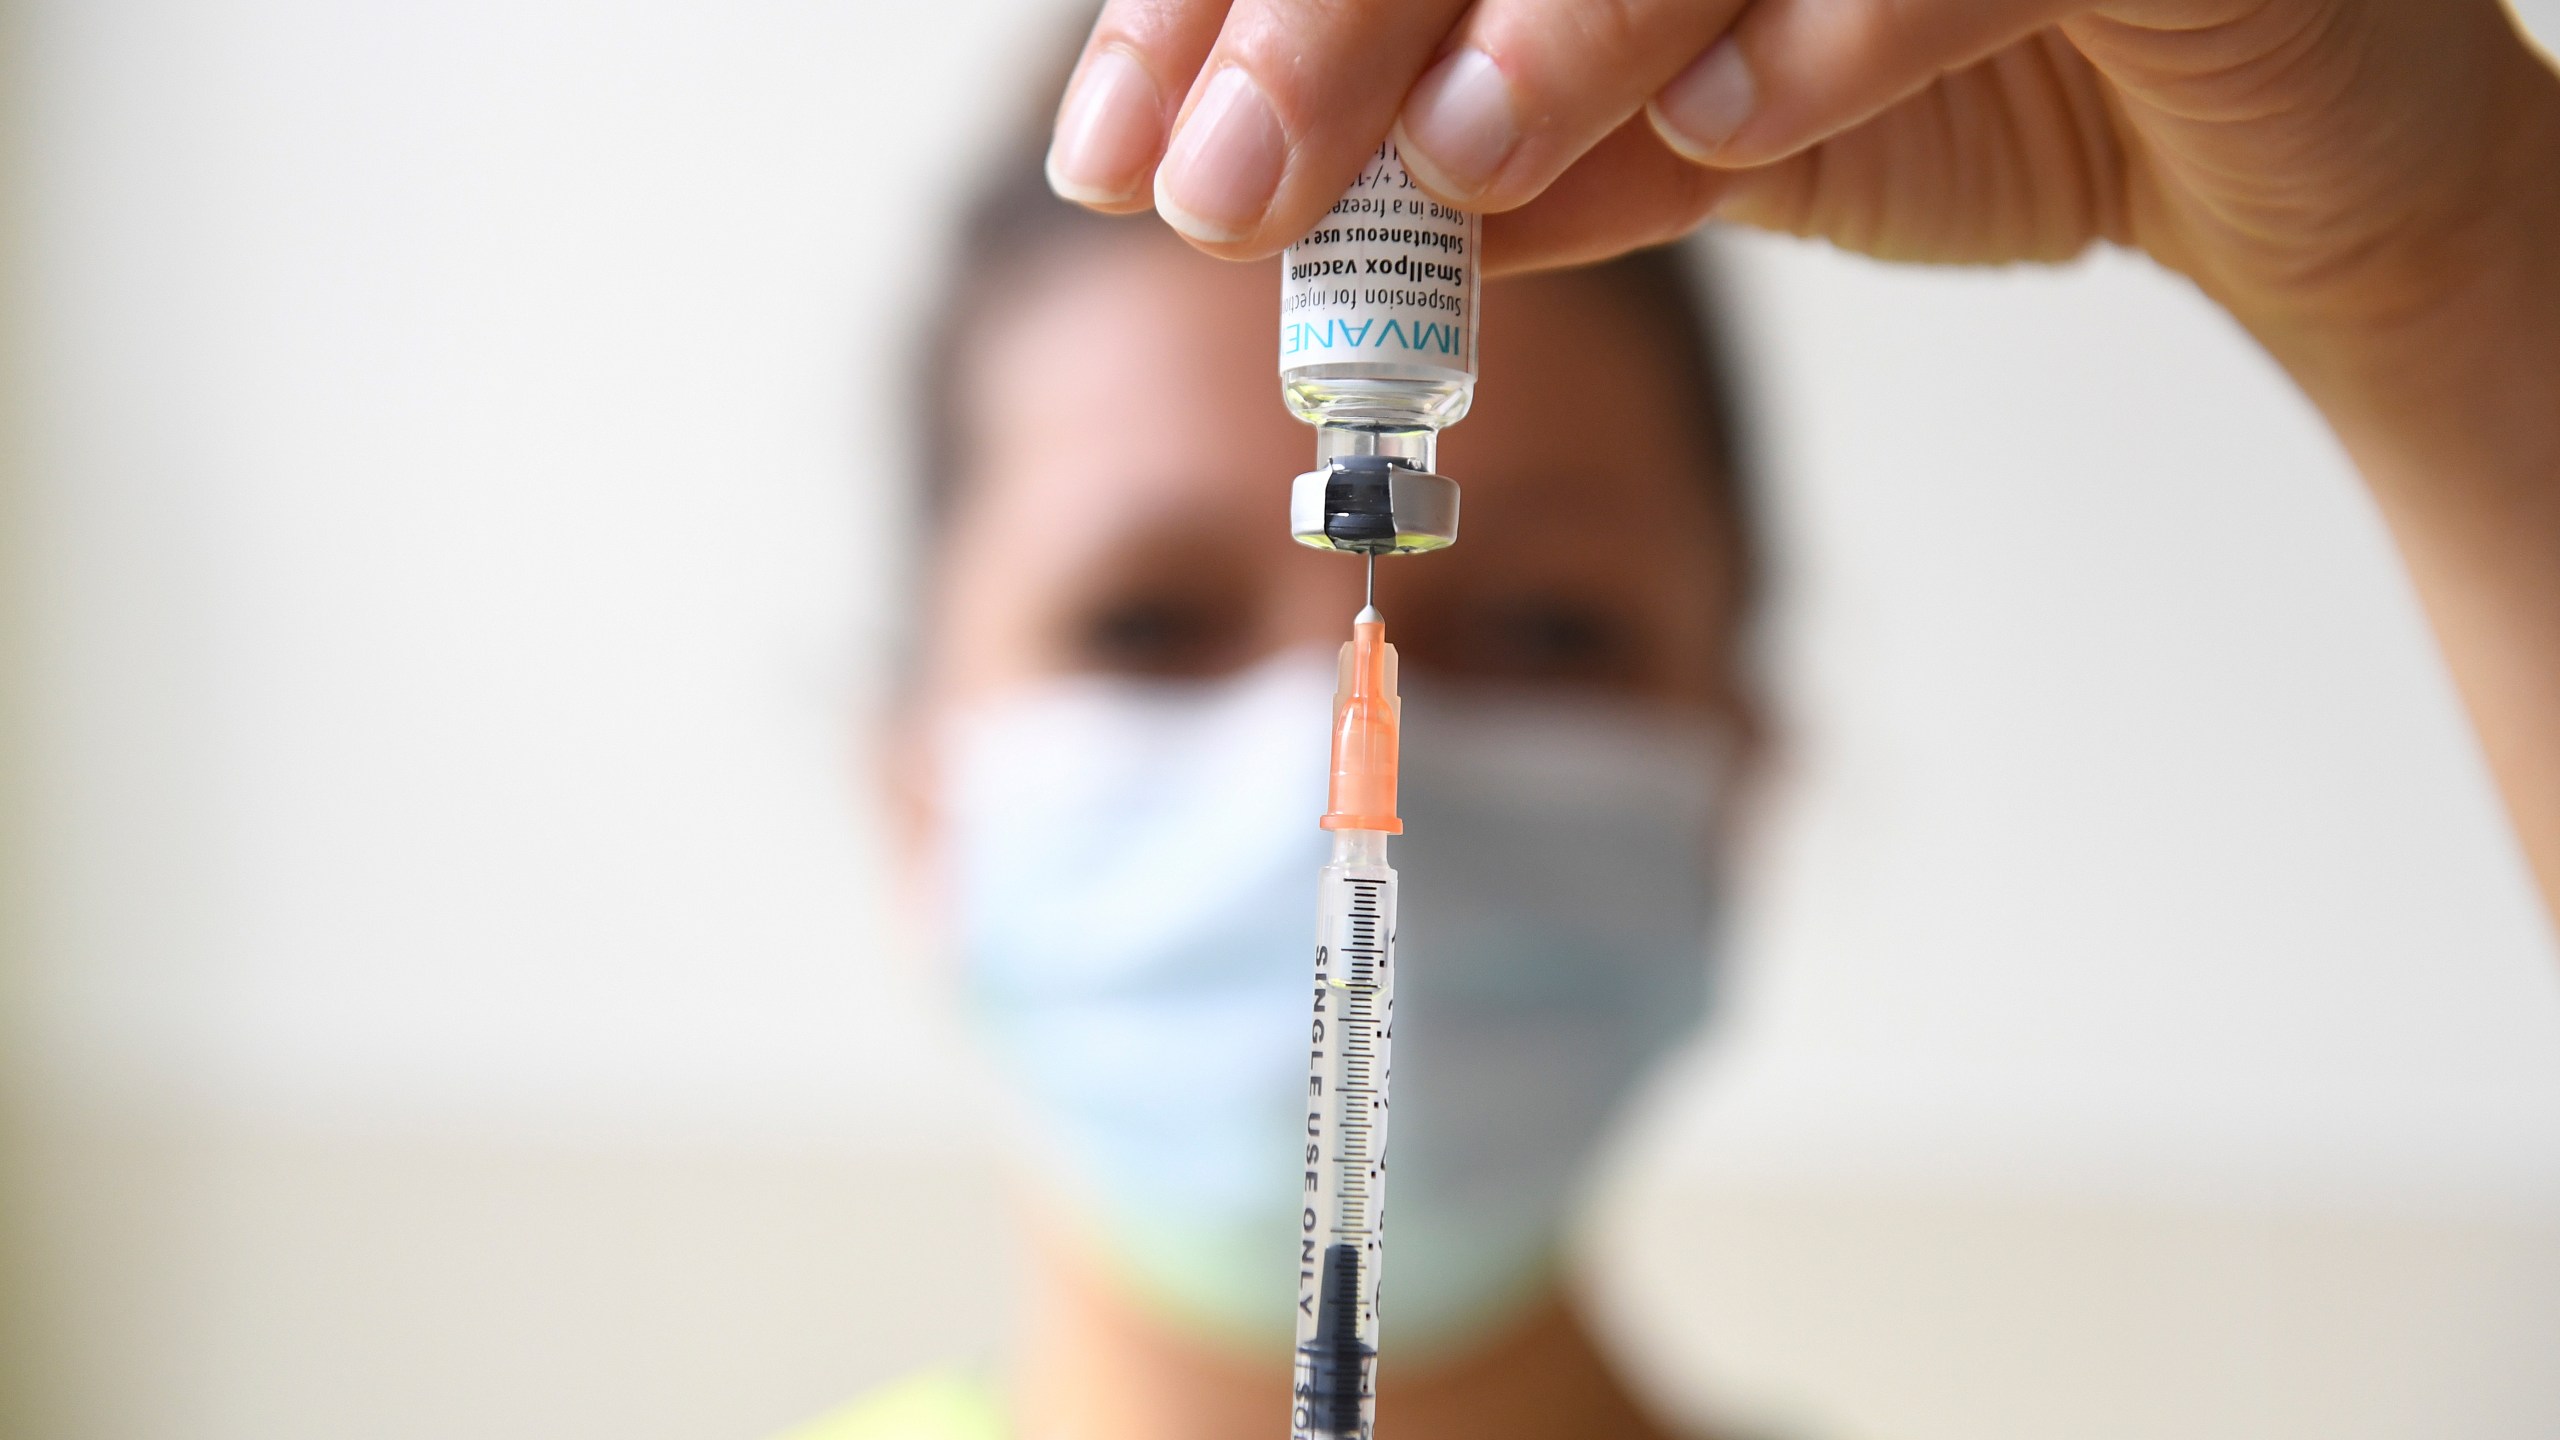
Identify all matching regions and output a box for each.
[1710,37,2129,264]
[1151,0,1474,256]
[1387,0,1751,213]
[1480,117,1740,275]
[1647,0,2084,169]
[1484,43,2106,277]
[1046,1,1236,214]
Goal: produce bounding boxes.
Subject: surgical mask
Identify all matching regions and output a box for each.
[944,649,1725,1355]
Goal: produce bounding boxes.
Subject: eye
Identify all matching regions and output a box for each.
[1468,597,1637,684]
[1073,590,1247,677]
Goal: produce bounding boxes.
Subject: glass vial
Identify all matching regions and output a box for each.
[1278,141,1480,475]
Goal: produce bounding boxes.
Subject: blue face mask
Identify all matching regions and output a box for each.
[943,650,1725,1355]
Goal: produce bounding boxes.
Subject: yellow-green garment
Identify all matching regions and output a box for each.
[775,1370,1007,1440]
[781,1368,1790,1440]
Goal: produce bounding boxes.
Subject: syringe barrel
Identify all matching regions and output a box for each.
[1330,829,1388,868]
[1293,831,1395,1440]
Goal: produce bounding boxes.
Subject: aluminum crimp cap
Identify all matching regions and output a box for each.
[1289,455,1460,555]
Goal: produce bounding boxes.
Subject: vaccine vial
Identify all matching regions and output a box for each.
[1279,141,1479,479]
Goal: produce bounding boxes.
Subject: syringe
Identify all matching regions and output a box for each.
[1294,589,1401,1440]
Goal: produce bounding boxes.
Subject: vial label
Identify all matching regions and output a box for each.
[1279,143,1479,382]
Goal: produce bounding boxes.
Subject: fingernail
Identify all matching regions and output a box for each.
[1651,39,1755,160]
[1154,66,1287,244]
[1047,49,1164,205]
[1396,48,1521,201]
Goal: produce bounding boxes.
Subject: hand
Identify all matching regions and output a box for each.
[1043,0,2560,925]
[1046,0,2553,336]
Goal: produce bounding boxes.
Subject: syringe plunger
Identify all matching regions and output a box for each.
[1303,1243,1375,1436]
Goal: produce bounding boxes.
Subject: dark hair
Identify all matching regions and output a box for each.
[912,41,1760,608]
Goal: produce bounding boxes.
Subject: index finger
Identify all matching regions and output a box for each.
[1053,0,1473,256]
[1046,1,1233,214]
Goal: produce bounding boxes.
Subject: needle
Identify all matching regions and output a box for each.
[1364,551,1375,611]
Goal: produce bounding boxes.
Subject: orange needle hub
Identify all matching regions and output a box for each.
[1319,606,1402,835]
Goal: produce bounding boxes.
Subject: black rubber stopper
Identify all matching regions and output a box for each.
[1322,455,1407,553]
[1299,1242,1374,1435]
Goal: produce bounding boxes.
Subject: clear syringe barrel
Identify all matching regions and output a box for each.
[1294,828,1395,1440]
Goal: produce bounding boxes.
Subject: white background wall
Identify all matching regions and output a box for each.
[10,3,2560,1439]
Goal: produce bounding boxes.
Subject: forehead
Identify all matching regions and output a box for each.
[959,231,1728,566]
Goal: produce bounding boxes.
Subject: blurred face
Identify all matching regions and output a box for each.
[914,227,1745,722]
[902,225,1750,1353]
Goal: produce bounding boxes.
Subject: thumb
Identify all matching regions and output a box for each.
[1645,0,2087,166]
